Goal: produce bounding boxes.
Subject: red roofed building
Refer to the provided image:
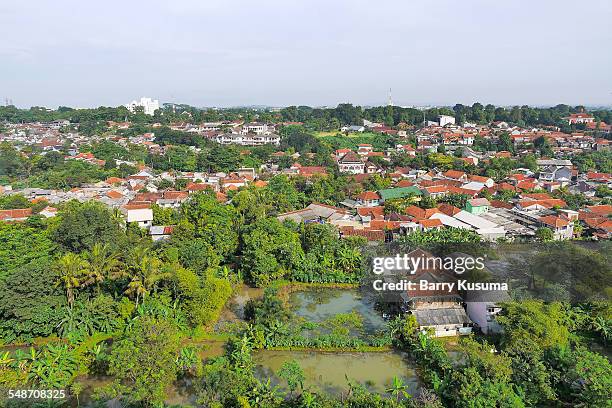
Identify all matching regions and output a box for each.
[357,206,385,222]
[396,180,415,188]
[405,205,440,220]
[418,218,443,230]
[539,215,573,240]
[356,191,381,207]
[186,182,215,193]
[296,166,328,178]
[422,185,449,199]
[443,170,467,181]
[565,113,594,125]
[339,226,386,242]
[586,172,611,182]
[0,208,32,222]
[437,203,461,216]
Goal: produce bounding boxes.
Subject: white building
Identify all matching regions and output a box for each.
[465,290,510,334]
[125,97,160,116]
[438,115,456,127]
[122,203,154,229]
[241,122,269,135]
[215,133,280,146]
[337,152,365,174]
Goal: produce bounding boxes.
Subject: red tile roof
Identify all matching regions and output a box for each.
[405,205,440,219]
[356,191,381,201]
[0,208,32,220]
[443,170,466,180]
[418,218,443,228]
[539,215,569,228]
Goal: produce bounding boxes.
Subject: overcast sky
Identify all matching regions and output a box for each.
[1,0,611,109]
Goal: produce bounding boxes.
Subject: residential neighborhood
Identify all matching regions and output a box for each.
[2,0,611,406]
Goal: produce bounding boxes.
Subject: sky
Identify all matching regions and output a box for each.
[1,0,612,109]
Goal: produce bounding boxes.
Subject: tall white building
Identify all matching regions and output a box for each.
[438,115,456,126]
[125,97,160,116]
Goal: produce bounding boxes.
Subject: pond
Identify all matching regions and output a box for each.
[215,285,264,330]
[253,350,420,396]
[289,288,387,333]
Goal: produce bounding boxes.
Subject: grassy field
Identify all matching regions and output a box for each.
[313,131,381,139]
[316,132,394,150]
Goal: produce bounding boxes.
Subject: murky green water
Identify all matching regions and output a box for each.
[289,289,386,333]
[254,350,419,396]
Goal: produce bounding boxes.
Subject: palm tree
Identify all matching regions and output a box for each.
[386,376,411,402]
[55,253,89,309]
[124,248,169,306]
[81,243,120,293]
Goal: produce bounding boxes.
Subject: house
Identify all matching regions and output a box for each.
[122,203,154,229]
[516,198,566,212]
[396,144,416,157]
[150,225,174,241]
[465,290,510,335]
[405,205,440,220]
[465,198,490,215]
[468,175,494,188]
[345,125,365,132]
[443,170,467,182]
[565,113,594,125]
[539,215,574,240]
[381,249,472,337]
[539,166,572,184]
[378,186,423,203]
[357,144,373,156]
[417,218,444,231]
[277,203,351,224]
[215,132,281,146]
[355,191,381,207]
[461,181,486,193]
[0,208,32,222]
[438,115,456,127]
[422,185,449,199]
[337,152,365,174]
[241,122,268,135]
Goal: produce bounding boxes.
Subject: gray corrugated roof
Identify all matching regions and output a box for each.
[464,289,510,303]
[413,307,471,326]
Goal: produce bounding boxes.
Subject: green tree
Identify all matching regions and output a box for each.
[51,200,124,252]
[107,316,182,406]
[535,227,554,242]
[278,360,305,396]
[179,192,239,260]
[241,218,304,286]
[55,252,89,309]
[81,243,120,293]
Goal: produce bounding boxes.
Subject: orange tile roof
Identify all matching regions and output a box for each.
[586,205,612,216]
[395,180,414,187]
[437,203,461,216]
[539,215,569,228]
[357,191,381,201]
[106,177,125,184]
[106,190,124,199]
[418,218,443,228]
[444,170,466,180]
[0,208,32,220]
[405,205,440,219]
[357,206,385,219]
